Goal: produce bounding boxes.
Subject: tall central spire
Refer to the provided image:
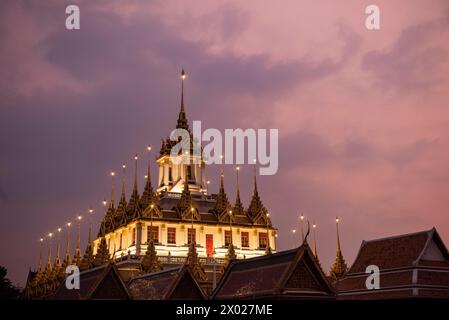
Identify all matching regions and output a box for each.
[176,69,189,131]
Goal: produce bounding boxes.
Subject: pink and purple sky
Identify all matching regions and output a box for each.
[1,0,449,286]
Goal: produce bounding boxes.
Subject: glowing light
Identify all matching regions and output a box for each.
[292,229,296,233]
[253,159,256,164]
[48,233,53,238]
[336,217,340,223]
[147,145,152,151]
[67,222,72,227]
[111,171,115,177]
[300,213,304,221]
[229,210,233,215]
[77,215,82,221]
[267,213,270,218]
[40,238,44,242]
[181,70,186,80]
[134,154,138,160]
[57,228,62,232]
[191,207,194,212]
[150,204,154,209]
[122,163,126,169]
[206,180,210,185]
[185,151,189,155]
[220,154,223,160]
[236,166,240,171]
[144,175,148,179]
[312,224,317,229]
[89,208,93,214]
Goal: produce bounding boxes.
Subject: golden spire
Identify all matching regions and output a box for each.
[214,170,231,215]
[87,208,93,247]
[38,237,44,273]
[54,227,62,269]
[73,215,82,266]
[330,216,348,280]
[46,233,53,272]
[176,69,189,130]
[120,162,126,203]
[109,171,116,209]
[80,209,95,271]
[134,154,138,192]
[140,145,156,209]
[233,166,244,215]
[312,223,317,258]
[63,222,72,267]
[247,159,267,219]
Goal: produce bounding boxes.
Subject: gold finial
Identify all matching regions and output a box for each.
[336,216,341,251]
[120,162,126,200]
[300,213,305,242]
[110,171,115,208]
[133,153,138,192]
[312,223,317,257]
[38,237,44,272]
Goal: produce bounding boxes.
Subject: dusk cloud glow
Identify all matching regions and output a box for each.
[1,0,449,286]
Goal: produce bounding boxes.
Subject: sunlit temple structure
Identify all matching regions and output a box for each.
[24,70,279,299]
[25,70,448,301]
[92,69,276,263]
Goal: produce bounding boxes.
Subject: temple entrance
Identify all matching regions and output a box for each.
[206,234,213,257]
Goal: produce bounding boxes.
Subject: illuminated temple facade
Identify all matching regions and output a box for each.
[93,70,276,263]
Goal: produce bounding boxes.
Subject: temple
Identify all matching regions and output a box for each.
[25,70,277,299]
[23,70,449,300]
[92,69,276,263]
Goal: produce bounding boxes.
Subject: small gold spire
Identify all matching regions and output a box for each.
[133,154,138,192]
[330,216,348,280]
[46,233,53,271]
[120,162,126,201]
[63,222,71,267]
[110,171,116,208]
[73,215,82,266]
[38,237,44,272]
[300,213,305,242]
[54,227,62,268]
[312,223,317,258]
